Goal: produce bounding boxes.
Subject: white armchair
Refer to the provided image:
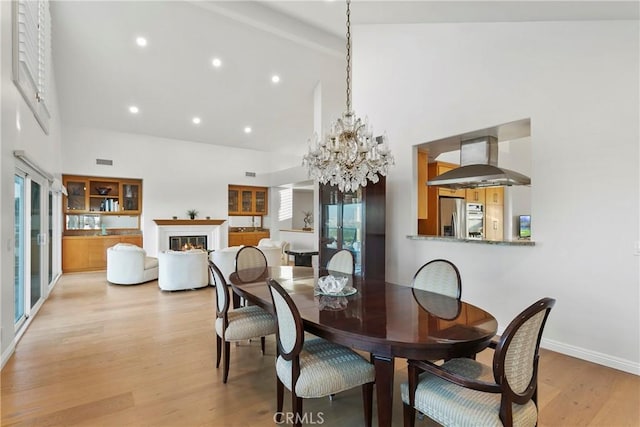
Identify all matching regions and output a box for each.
[158,249,209,291]
[257,239,289,265]
[107,243,159,285]
[211,246,244,284]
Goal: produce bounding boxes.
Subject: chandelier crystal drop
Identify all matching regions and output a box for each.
[303,0,393,192]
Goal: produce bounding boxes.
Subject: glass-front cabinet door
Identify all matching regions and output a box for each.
[341,188,363,275]
[241,189,253,214]
[320,186,340,264]
[254,189,267,214]
[65,179,87,212]
[121,181,141,213]
[228,188,239,214]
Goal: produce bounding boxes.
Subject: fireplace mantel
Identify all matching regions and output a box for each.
[153,219,226,226]
[154,219,227,253]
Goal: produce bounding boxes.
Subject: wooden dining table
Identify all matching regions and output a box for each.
[229,266,498,427]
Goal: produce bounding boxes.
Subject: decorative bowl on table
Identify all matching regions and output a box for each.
[316,274,356,296]
[95,187,112,195]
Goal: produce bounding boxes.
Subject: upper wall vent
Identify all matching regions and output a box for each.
[96,158,113,166]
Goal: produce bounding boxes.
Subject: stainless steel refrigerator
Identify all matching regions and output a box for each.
[439,197,466,238]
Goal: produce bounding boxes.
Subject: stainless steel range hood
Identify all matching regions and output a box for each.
[427,136,531,189]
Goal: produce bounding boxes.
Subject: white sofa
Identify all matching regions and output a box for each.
[158,249,209,291]
[107,243,159,285]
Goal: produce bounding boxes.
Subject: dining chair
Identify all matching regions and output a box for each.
[401,297,556,427]
[208,260,276,383]
[267,278,375,427]
[235,246,268,305]
[411,259,461,299]
[326,249,354,275]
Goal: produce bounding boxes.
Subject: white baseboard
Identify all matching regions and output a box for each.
[1,340,16,370]
[541,337,640,376]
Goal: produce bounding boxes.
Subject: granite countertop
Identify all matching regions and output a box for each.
[229,228,269,233]
[407,235,535,246]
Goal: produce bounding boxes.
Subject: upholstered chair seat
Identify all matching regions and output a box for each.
[215,305,275,341]
[276,338,375,399]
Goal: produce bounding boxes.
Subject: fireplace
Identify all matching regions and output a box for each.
[154,219,226,255]
[169,235,207,251]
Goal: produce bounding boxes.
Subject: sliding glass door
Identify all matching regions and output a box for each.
[14,175,26,326]
[14,169,49,331]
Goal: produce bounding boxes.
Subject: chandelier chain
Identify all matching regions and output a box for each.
[346,0,351,112]
[302,0,394,192]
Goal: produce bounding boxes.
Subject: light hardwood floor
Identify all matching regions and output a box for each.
[2,272,639,426]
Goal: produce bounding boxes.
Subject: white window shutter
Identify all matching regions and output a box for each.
[13,0,51,134]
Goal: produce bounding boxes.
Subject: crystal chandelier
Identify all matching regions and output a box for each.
[303,0,393,192]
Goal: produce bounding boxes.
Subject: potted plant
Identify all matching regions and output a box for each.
[302,211,313,231]
[187,209,198,220]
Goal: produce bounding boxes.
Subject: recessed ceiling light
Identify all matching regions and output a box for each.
[129,105,139,114]
[212,58,222,68]
[271,75,280,84]
[244,126,252,134]
[192,117,201,125]
[135,37,147,47]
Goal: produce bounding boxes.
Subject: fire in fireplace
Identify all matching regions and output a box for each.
[169,235,207,251]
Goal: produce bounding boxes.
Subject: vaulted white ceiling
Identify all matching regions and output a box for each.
[51,1,638,156]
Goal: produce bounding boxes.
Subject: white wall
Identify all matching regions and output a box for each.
[292,189,314,229]
[1,0,64,365]
[60,126,287,256]
[355,20,639,373]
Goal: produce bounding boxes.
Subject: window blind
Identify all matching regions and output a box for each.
[13,0,51,134]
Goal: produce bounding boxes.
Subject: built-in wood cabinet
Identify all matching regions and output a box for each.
[485,187,504,206]
[417,151,429,221]
[228,231,270,247]
[62,235,142,272]
[63,175,142,215]
[228,185,268,216]
[422,161,464,235]
[319,178,386,281]
[465,189,486,204]
[484,187,504,241]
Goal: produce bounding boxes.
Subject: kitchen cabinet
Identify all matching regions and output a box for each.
[417,151,428,220]
[423,161,464,236]
[319,178,385,281]
[485,187,504,206]
[484,187,504,241]
[465,189,486,204]
[63,175,142,215]
[228,185,268,216]
[228,231,270,247]
[62,234,142,272]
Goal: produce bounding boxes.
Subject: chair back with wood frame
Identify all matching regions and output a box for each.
[208,260,275,384]
[267,278,375,427]
[412,259,461,299]
[235,246,268,282]
[402,297,556,427]
[326,249,354,275]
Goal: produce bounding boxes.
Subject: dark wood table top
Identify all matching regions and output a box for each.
[230,266,497,361]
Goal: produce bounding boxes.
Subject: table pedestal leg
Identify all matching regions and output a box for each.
[373,355,394,427]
